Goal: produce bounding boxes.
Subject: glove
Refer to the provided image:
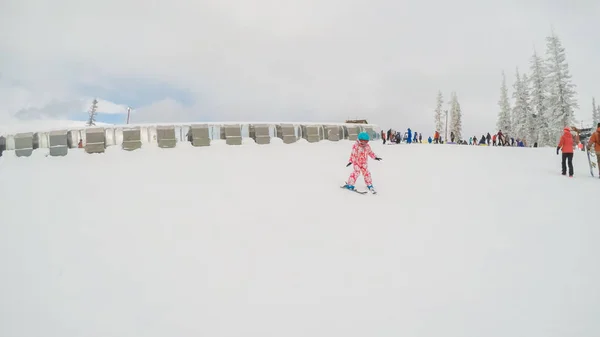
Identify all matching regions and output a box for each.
[375,157,382,161]
[556,146,560,155]
[346,162,352,167]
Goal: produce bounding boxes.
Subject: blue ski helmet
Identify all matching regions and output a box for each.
[358,132,370,141]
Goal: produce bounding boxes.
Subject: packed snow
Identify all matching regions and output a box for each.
[1,141,598,337]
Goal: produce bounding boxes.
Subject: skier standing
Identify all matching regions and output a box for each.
[557,127,574,177]
[343,132,382,193]
[586,122,600,176]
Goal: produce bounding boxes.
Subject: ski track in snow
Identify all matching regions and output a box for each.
[0,142,598,337]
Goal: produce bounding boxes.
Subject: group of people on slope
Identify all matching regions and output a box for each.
[468,132,525,147]
[418,130,528,147]
[381,128,423,144]
[341,125,600,191]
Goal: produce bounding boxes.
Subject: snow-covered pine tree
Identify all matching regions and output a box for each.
[449,91,462,141]
[497,71,512,135]
[434,91,444,134]
[529,49,548,146]
[511,68,527,141]
[544,31,578,142]
[521,73,536,145]
[593,97,599,126]
[87,98,98,127]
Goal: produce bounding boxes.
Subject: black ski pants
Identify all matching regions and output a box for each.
[561,153,573,176]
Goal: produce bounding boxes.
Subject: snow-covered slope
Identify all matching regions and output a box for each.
[0,142,597,337]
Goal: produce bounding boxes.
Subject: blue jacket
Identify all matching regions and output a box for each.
[407,129,412,143]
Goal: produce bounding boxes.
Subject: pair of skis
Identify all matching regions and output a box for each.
[586,147,596,177]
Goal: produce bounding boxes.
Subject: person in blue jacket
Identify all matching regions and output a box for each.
[407,128,412,144]
[427,136,432,144]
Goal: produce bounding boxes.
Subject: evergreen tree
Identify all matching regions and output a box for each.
[529,49,548,146]
[512,68,534,142]
[521,73,536,145]
[449,92,462,141]
[87,98,98,127]
[544,31,578,142]
[497,71,512,135]
[593,97,599,126]
[434,91,444,134]
[511,68,526,140]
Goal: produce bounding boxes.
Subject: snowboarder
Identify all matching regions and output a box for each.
[557,126,574,177]
[407,128,413,144]
[342,132,382,193]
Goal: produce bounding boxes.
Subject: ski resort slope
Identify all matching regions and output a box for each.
[0,141,598,337]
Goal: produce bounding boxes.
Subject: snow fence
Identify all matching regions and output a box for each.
[0,122,379,158]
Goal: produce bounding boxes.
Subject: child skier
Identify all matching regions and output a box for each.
[342,132,382,193]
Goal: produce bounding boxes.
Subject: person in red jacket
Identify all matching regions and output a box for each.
[557,126,574,177]
[586,123,600,177]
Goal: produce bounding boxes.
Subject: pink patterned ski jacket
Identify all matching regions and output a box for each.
[348,141,377,167]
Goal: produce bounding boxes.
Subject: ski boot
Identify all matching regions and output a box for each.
[367,185,377,194]
[342,183,355,191]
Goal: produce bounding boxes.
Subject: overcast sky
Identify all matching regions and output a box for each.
[0,0,598,136]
